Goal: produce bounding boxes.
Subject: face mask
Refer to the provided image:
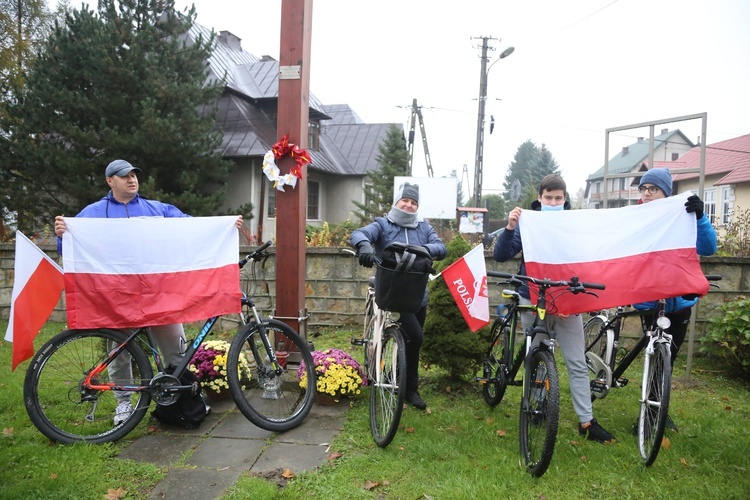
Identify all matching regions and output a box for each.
[540,204,564,212]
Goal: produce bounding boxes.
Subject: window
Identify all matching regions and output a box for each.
[671,152,679,161]
[308,181,320,219]
[308,122,320,151]
[619,177,626,190]
[595,182,600,194]
[267,188,276,218]
[722,185,734,225]
[268,182,320,220]
[703,188,717,224]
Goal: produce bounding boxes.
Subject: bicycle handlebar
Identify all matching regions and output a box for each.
[239,240,273,268]
[486,270,605,293]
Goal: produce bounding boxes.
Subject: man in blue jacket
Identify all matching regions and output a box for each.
[54,159,242,425]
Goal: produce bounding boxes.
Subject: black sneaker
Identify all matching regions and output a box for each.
[406,392,427,410]
[579,418,616,444]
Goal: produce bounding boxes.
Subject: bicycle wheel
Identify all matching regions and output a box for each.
[370,325,407,447]
[227,319,315,432]
[583,315,607,359]
[482,318,511,407]
[519,350,560,477]
[638,342,671,466]
[24,329,152,444]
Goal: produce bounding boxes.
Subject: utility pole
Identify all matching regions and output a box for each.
[472,36,493,208]
[406,98,434,177]
[471,36,514,208]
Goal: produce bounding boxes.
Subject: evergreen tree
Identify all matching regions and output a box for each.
[1,0,231,234]
[352,124,408,223]
[502,140,560,208]
[449,168,466,206]
[422,236,492,381]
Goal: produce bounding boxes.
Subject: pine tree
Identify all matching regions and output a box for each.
[503,140,561,208]
[352,124,408,224]
[1,0,231,234]
[422,236,493,381]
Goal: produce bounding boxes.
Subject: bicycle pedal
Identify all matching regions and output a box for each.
[615,377,628,388]
[351,338,365,346]
[475,377,488,384]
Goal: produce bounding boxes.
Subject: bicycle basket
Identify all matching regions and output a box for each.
[374,263,429,313]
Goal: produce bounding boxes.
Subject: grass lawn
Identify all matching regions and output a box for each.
[1,322,749,499]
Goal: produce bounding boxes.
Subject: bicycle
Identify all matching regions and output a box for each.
[477,271,605,477]
[347,241,433,448]
[583,275,721,466]
[23,241,316,444]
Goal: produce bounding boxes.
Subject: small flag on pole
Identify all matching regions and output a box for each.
[441,245,490,332]
[4,232,65,370]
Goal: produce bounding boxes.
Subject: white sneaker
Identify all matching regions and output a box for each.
[114,401,133,426]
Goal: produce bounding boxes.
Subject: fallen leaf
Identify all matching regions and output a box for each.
[328,452,343,460]
[282,468,295,479]
[496,429,506,437]
[486,417,494,424]
[725,406,732,412]
[2,427,13,436]
[661,436,671,450]
[569,440,582,446]
[444,385,452,393]
[722,396,730,402]
[425,408,432,415]
[405,427,415,433]
[580,455,588,462]
[399,446,405,451]
[680,458,689,467]
[104,487,127,500]
[363,480,380,490]
[50,473,58,479]
[383,480,391,486]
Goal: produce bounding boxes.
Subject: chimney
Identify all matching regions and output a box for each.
[218,30,242,51]
[661,128,669,135]
[622,146,629,155]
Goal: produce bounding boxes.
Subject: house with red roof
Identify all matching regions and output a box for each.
[658,133,750,226]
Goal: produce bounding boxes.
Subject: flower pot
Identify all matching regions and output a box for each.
[205,386,231,401]
[315,393,341,406]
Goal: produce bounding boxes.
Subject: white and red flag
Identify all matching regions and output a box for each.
[5,231,65,371]
[519,192,708,315]
[442,244,490,332]
[62,216,240,329]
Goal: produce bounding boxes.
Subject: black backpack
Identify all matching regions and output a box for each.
[151,367,208,429]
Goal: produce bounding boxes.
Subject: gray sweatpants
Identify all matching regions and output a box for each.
[520,298,594,424]
[109,324,186,403]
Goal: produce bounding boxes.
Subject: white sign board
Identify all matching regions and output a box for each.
[393,176,457,220]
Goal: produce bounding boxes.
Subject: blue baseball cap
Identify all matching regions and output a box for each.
[105,159,142,178]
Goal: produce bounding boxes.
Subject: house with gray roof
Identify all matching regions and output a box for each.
[584,129,694,209]
[192,26,396,242]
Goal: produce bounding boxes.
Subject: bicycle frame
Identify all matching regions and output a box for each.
[362,281,400,391]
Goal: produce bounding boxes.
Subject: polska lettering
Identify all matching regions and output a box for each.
[452,278,474,305]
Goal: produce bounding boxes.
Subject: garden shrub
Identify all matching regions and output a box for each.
[701,295,750,380]
[422,235,492,381]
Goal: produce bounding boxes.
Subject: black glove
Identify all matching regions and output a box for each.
[357,241,375,268]
[685,195,704,220]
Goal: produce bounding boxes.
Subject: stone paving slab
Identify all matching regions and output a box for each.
[187,436,266,470]
[148,467,244,500]
[119,396,351,499]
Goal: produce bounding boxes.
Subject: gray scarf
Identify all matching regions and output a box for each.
[387,206,419,228]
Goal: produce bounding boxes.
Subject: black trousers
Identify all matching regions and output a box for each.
[641,307,692,367]
[398,306,427,394]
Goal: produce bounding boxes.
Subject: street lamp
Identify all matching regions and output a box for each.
[473,37,514,208]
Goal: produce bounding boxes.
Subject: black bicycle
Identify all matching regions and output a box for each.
[477,271,605,477]
[24,241,317,444]
[583,275,721,466]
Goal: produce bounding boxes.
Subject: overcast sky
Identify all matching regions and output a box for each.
[167,1,749,199]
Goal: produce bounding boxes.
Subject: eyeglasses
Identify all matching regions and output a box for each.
[638,185,661,194]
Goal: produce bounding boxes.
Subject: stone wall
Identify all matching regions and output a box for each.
[1,243,748,338]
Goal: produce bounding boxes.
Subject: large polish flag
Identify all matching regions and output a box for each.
[519,192,709,315]
[442,244,491,332]
[62,216,241,329]
[5,232,65,371]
